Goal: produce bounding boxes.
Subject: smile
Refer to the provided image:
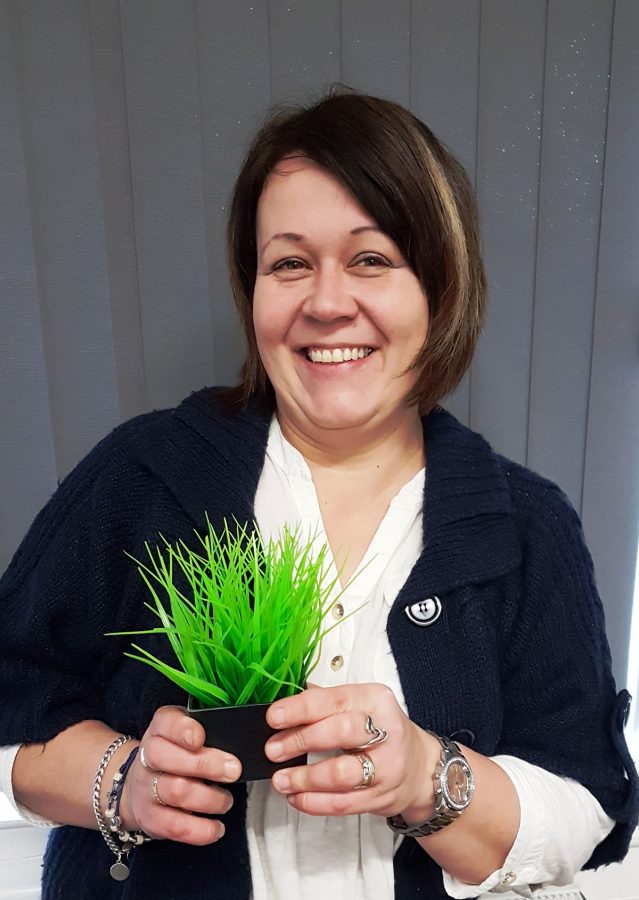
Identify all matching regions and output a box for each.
[305,347,375,363]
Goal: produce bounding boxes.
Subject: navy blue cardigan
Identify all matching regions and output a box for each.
[0,388,636,899]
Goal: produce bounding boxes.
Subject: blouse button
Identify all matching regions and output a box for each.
[500,872,516,886]
[330,655,344,671]
[332,602,344,619]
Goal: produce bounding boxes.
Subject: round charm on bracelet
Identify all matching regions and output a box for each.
[110,859,130,881]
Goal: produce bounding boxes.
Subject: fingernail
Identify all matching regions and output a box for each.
[183,729,195,748]
[216,822,226,840]
[269,705,285,726]
[272,771,290,792]
[267,740,283,760]
[223,758,241,780]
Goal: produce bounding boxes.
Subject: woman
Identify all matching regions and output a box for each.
[0,90,637,900]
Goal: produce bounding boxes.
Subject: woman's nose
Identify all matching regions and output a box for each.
[302,267,358,322]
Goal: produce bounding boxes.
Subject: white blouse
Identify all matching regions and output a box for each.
[0,416,614,898]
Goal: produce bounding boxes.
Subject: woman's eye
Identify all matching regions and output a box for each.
[273,258,306,271]
[354,253,390,268]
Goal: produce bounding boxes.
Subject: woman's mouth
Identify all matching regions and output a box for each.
[304,347,375,364]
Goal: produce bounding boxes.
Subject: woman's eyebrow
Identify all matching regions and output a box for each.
[350,225,383,236]
[260,232,303,254]
[261,225,383,255]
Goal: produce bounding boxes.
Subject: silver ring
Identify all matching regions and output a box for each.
[140,746,152,770]
[354,752,375,788]
[152,774,168,806]
[352,715,388,751]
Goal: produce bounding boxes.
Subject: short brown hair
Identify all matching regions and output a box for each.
[227,87,486,414]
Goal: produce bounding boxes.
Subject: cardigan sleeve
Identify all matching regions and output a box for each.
[0,413,162,746]
[498,473,638,868]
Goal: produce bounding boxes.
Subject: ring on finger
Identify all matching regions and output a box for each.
[152,773,168,806]
[353,752,375,788]
[352,714,388,751]
[140,746,153,770]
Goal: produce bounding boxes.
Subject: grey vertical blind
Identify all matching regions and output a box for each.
[1,0,637,684]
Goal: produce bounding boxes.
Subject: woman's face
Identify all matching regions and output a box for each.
[253,157,429,439]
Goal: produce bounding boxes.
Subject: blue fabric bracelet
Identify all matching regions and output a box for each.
[105,745,151,858]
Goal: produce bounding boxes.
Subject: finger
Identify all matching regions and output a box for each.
[141,735,241,783]
[148,705,205,750]
[267,686,359,728]
[265,711,373,762]
[143,805,227,845]
[285,790,386,818]
[268,684,386,729]
[271,753,368,795]
[267,687,346,729]
[150,772,234,816]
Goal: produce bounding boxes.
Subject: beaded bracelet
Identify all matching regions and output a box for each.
[105,746,152,855]
[93,736,150,881]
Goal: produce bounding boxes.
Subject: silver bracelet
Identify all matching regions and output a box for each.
[92,734,135,881]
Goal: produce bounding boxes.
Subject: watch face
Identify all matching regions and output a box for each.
[448,762,468,801]
[441,757,474,811]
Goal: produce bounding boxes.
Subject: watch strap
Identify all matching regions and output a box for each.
[387,806,460,837]
[386,732,473,838]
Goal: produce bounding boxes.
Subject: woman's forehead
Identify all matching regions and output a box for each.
[257,159,376,234]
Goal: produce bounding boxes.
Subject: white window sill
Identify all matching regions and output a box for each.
[577,826,639,900]
[0,820,48,899]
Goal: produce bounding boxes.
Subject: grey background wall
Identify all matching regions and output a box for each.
[1,0,637,685]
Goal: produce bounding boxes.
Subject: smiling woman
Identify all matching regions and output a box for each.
[255,159,427,430]
[0,88,636,900]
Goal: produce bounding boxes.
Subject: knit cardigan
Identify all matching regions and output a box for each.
[0,388,636,900]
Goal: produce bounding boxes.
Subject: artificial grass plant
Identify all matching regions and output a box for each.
[112,518,356,709]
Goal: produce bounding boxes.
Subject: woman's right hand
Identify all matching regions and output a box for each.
[119,706,241,845]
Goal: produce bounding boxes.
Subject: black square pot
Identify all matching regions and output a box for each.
[187,698,307,782]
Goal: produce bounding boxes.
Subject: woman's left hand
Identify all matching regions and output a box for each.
[265,683,439,820]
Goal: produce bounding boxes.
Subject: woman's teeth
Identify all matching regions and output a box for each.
[306,347,373,363]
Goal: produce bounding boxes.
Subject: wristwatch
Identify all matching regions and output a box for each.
[386,732,475,837]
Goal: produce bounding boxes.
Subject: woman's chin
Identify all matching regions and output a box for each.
[295,398,383,434]
[276,385,416,438]
[307,412,372,433]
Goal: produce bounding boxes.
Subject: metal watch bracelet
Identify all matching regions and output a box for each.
[386,733,474,838]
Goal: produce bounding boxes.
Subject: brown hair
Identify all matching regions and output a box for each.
[226,87,486,414]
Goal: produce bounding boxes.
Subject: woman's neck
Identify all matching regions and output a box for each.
[276,408,425,490]
[277,409,425,585]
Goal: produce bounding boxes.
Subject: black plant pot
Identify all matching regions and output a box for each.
[187,698,307,782]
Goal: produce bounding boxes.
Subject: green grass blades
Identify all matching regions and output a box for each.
[111,518,356,708]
